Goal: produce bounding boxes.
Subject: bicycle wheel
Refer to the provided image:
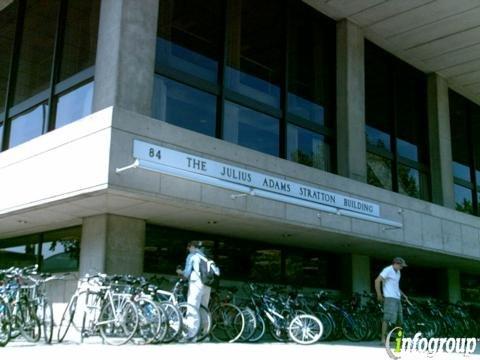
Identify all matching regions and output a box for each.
[341,314,366,342]
[211,303,245,343]
[156,301,182,343]
[315,311,333,340]
[248,313,265,343]
[57,294,78,343]
[134,298,164,345]
[98,295,139,346]
[177,302,201,342]
[239,307,257,342]
[18,301,41,342]
[196,305,212,342]
[288,314,323,345]
[37,298,54,344]
[0,297,11,347]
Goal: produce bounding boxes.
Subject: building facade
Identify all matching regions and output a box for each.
[1,0,480,302]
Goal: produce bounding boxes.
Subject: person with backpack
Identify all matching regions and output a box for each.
[176,241,213,311]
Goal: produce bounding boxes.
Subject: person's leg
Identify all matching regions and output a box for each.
[382,298,396,343]
[201,286,211,309]
[381,321,388,343]
[186,281,203,338]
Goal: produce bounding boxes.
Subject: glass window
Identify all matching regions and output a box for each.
[250,248,281,283]
[156,0,222,83]
[40,227,81,272]
[287,2,335,127]
[225,0,282,108]
[395,62,427,163]
[367,152,393,191]
[9,103,47,148]
[0,235,39,268]
[461,273,480,302]
[285,251,331,288]
[59,0,100,81]
[55,82,93,128]
[152,75,216,136]
[216,240,254,280]
[13,0,59,105]
[450,90,472,182]
[454,184,474,214]
[287,124,330,171]
[397,164,426,199]
[223,101,279,156]
[366,125,390,152]
[0,1,17,112]
[365,42,392,151]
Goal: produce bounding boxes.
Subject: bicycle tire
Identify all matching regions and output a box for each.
[239,307,257,342]
[248,313,265,343]
[176,302,201,342]
[57,294,78,343]
[18,301,41,342]
[155,301,182,343]
[0,297,11,347]
[98,295,139,346]
[134,297,164,345]
[211,303,245,343]
[288,314,323,345]
[39,299,53,344]
[196,305,212,342]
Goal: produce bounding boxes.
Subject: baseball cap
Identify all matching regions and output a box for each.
[393,257,408,267]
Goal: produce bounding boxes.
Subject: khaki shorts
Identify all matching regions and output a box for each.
[383,297,403,324]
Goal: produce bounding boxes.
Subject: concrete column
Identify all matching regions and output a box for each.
[427,73,455,208]
[79,214,146,276]
[441,268,461,303]
[352,254,371,294]
[92,0,159,116]
[336,19,367,182]
[340,254,371,296]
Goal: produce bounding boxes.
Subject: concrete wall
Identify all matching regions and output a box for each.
[0,108,113,237]
[107,107,480,270]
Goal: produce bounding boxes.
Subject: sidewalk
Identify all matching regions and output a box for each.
[3,339,480,360]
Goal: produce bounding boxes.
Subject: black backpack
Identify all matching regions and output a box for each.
[197,254,220,287]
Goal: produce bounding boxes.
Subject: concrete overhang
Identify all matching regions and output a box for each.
[305,0,480,105]
[2,107,480,273]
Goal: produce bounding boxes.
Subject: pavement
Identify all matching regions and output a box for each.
[3,337,480,360]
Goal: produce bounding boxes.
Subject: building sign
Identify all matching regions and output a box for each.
[133,139,380,217]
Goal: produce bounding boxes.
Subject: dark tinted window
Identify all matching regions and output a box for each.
[157,0,222,83]
[0,1,17,112]
[59,0,100,81]
[13,0,59,105]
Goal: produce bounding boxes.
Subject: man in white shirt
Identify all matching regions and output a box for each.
[374,257,409,344]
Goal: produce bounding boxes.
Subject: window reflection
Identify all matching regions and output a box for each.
[152,75,216,136]
[366,125,390,151]
[0,1,16,111]
[225,0,282,107]
[9,103,47,148]
[59,0,100,81]
[397,164,421,199]
[0,235,39,268]
[287,1,334,126]
[13,0,59,105]
[454,184,474,214]
[367,152,392,190]
[41,227,80,272]
[223,101,279,156]
[287,124,330,171]
[55,82,93,128]
[157,0,222,82]
[250,249,281,283]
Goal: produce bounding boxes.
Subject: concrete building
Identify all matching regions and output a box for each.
[1,0,480,303]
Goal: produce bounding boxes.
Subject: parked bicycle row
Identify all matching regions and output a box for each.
[2,266,480,347]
